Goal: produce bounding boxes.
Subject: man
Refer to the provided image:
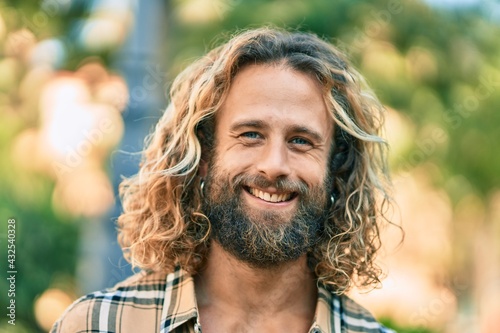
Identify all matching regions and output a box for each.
[52,27,394,333]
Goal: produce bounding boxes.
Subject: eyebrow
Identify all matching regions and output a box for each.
[229,120,268,132]
[230,120,325,143]
[286,125,324,143]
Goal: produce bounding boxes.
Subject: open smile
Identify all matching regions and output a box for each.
[245,187,297,203]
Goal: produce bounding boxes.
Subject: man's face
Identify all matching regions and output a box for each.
[202,64,334,268]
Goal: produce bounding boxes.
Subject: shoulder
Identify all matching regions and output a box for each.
[338,294,396,333]
[51,270,168,333]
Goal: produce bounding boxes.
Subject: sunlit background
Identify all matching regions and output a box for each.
[0,0,499,332]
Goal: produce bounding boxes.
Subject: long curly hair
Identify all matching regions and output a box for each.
[118,27,392,294]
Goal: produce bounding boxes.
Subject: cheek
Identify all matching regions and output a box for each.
[291,155,329,184]
[216,147,257,173]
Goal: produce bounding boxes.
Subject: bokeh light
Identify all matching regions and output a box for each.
[29,38,66,68]
[13,64,126,217]
[34,288,74,331]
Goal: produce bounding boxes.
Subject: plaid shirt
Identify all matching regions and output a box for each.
[51,267,394,333]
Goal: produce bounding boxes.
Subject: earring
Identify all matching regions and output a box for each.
[330,195,335,205]
[200,179,205,196]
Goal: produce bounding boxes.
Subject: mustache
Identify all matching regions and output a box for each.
[232,174,308,194]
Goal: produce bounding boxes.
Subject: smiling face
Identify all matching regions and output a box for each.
[202,64,335,267]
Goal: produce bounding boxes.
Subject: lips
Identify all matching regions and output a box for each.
[247,187,294,203]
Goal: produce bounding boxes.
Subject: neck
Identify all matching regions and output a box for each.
[194,241,318,316]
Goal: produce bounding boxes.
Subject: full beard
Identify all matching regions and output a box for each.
[202,167,331,269]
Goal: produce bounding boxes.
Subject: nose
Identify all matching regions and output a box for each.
[255,139,292,180]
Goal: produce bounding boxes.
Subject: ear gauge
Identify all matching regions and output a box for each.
[200,179,205,196]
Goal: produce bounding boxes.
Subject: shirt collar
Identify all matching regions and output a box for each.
[160,268,199,333]
[159,267,337,333]
[313,284,341,333]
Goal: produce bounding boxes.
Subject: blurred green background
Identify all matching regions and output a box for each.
[1,0,500,332]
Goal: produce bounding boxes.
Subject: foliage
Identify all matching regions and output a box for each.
[0,1,102,331]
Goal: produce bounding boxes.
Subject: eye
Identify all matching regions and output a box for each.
[241,132,261,139]
[290,137,312,145]
[289,137,314,152]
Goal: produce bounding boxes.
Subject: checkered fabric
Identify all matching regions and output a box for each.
[51,267,394,333]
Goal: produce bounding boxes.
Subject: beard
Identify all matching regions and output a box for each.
[202,164,332,269]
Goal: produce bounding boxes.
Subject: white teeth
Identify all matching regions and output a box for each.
[248,188,291,202]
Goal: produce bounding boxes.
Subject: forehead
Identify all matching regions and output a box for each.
[217,64,333,137]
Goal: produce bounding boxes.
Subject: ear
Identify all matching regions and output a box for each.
[199,156,208,178]
[197,128,211,178]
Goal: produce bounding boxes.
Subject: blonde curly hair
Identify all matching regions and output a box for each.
[118,27,392,294]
